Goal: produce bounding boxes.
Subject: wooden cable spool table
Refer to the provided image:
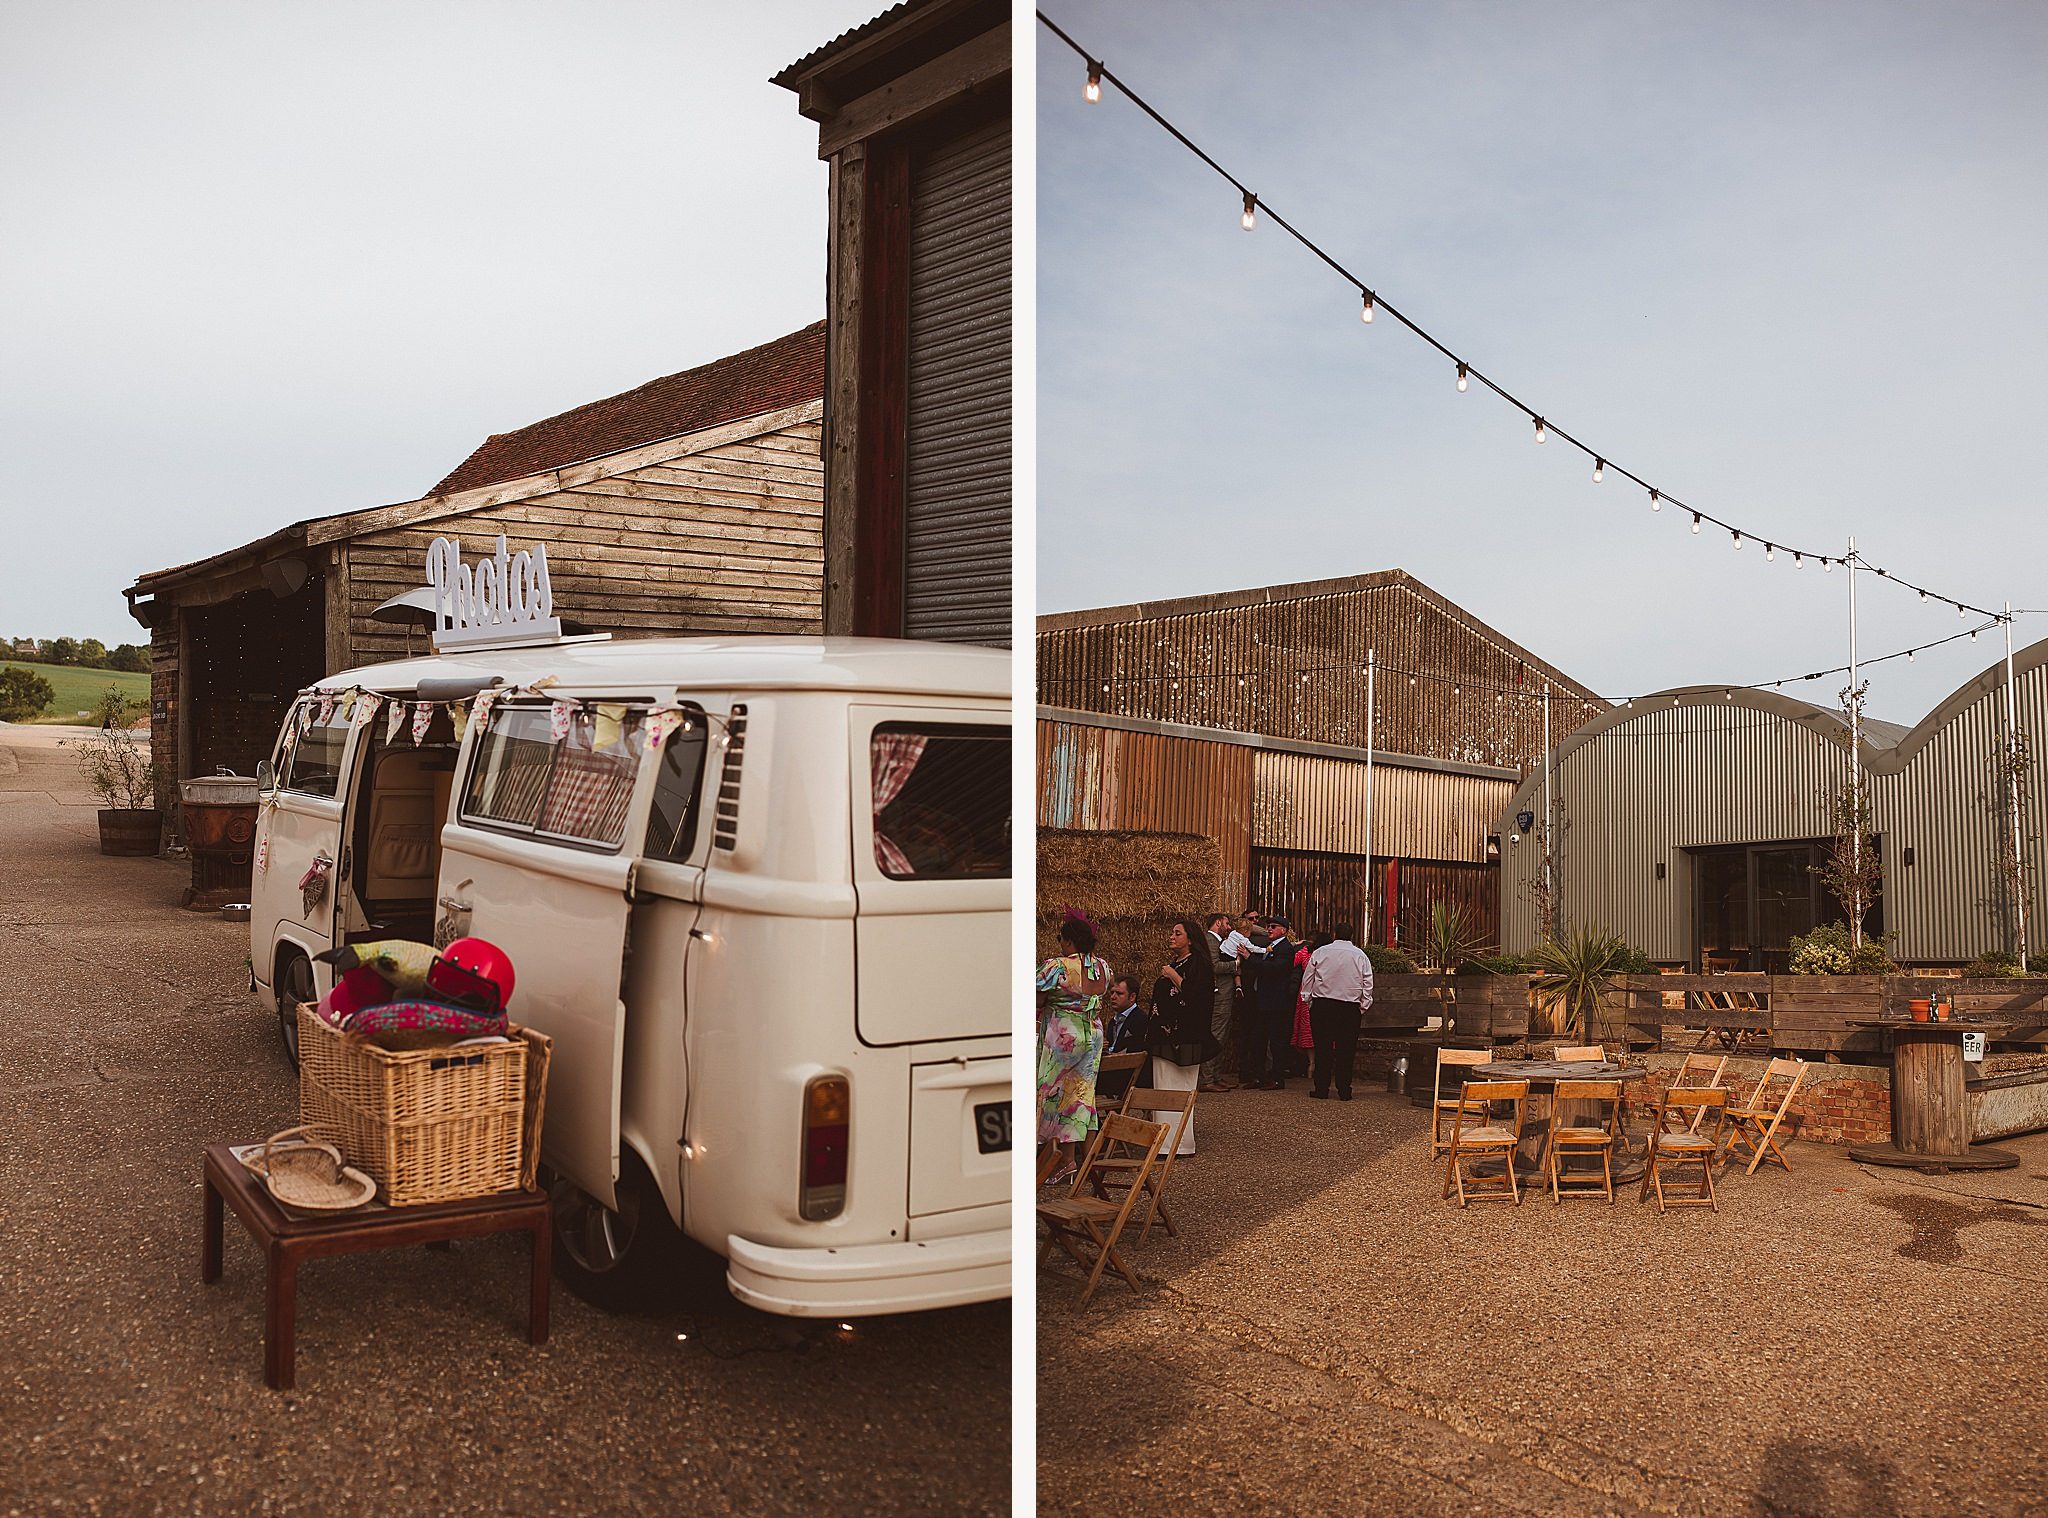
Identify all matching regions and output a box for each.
[1845,1019,2020,1172]
[1472,1060,1651,1182]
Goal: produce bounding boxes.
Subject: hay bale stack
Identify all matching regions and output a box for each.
[1036,830,1221,1004]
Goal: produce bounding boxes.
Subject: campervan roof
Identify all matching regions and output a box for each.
[314,635,1008,702]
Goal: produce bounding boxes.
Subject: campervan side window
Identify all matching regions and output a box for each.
[460,703,643,850]
[642,705,709,862]
[281,699,350,798]
[870,723,1010,880]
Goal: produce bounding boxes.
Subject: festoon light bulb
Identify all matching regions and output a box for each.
[1084,62,1102,102]
[1533,416,1546,444]
[1690,512,1701,535]
[1456,362,1468,392]
[1360,290,1375,324]
[1650,489,1660,512]
[1591,458,1604,482]
[1732,530,1743,551]
[1241,192,1256,231]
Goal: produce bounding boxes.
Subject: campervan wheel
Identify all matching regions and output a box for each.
[276,952,315,1073]
[547,1156,680,1310]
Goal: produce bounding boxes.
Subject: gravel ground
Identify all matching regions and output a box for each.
[1039,1075,2048,1516]
[0,729,1008,1516]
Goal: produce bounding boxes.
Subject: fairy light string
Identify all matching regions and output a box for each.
[1052,615,2012,709]
[1039,10,2012,625]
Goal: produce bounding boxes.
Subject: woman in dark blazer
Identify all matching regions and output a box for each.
[1146,916,1219,1154]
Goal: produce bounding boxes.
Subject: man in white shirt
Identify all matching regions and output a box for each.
[1300,928,1375,1101]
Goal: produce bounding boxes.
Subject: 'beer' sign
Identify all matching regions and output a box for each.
[426,534,564,650]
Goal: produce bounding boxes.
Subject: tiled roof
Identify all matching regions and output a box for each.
[427,321,826,497]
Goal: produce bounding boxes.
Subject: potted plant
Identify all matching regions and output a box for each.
[64,726,161,855]
[1528,925,1631,1045]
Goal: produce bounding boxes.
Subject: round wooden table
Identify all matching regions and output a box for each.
[1471,1060,1649,1181]
[1845,1019,2019,1172]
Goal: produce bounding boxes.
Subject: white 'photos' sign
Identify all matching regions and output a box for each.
[426,534,564,650]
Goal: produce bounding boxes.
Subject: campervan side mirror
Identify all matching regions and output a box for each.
[256,759,276,795]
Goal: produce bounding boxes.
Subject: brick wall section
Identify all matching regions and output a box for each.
[149,608,180,811]
[1629,1053,1891,1148]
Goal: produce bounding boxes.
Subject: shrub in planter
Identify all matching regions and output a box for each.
[1458,952,1531,976]
[1963,952,2032,978]
[1789,922,1896,975]
[62,727,160,855]
[1364,944,1416,975]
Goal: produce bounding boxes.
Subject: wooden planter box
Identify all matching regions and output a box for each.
[1608,973,2048,1056]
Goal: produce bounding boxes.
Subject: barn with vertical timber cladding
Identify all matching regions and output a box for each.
[1035,570,1603,946]
[123,323,826,812]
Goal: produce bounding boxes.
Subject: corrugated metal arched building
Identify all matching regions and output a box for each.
[1498,640,2048,968]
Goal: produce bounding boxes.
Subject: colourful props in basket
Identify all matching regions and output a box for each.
[346,1000,510,1040]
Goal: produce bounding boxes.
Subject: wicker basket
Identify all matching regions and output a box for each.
[297,1005,551,1205]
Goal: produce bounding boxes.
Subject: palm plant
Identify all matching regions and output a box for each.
[1527,925,1629,1043]
[1415,898,1491,973]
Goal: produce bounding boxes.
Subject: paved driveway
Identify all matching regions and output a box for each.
[0,728,1008,1516]
[1040,1067,2048,1515]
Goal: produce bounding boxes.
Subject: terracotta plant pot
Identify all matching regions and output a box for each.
[1909,998,1932,1022]
[97,808,160,857]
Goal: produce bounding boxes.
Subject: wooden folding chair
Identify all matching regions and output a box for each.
[1441,1080,1528,1207]
[1664,1052,1728,1136]
[1723,1057,1806,1175]
[1639,1087,1727,1212]
[1541,1079,1622,1204]
[1094,1051,1148,1114]
[1556,1045,1605,1063]
[1432,1047,1496,1156]
[1087,1087,1193,1243]
[1037,1113,1169,1306]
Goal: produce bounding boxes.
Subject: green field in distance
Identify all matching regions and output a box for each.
[2,662,150,723]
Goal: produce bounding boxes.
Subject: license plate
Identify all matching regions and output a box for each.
[973,1100,1011,1154]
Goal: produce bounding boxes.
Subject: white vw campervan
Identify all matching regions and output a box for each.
[249,622,1010,1317]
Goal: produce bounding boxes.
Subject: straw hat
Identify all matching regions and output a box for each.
[243,1126,375,1211]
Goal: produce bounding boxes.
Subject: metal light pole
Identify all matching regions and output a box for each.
[2005,602,2028,963]
[1362,647,1376,943]
[1847,537,1863,947]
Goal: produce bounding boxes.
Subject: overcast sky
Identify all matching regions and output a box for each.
[0,0,866,647]
[1037,1,2048,723]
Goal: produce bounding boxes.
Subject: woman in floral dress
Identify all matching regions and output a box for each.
[1037,910,1111,1186]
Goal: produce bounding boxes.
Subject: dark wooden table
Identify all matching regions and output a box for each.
[1472,1060,1650,1180]
[1845,1020,2021,1172]
[201,1143,552,1389]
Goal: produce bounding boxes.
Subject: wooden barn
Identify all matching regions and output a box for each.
[1036,571,1603,946]
[124,323,825,799]
[775,0,1011,646]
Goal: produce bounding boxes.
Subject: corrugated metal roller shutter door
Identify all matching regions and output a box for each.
[905,114,1011,646]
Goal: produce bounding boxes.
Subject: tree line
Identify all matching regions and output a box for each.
[7,637,149,673]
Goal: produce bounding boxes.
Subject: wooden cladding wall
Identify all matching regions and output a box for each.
[1036,575,1602,770]
[1249,848,1499,949]
[1037,718,1254,910]
[340,420,824,667]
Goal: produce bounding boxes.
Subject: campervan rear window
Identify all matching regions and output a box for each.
[461,704,644,849]
[870,723,1009,880]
